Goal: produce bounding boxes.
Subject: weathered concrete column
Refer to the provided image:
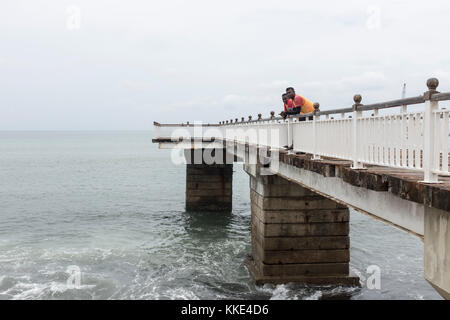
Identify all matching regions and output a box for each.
[424,206,450,299]
[245,170,359,285]
[184,148,233,212]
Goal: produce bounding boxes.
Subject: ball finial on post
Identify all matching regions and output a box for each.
[427,78,439,91]
[353,94,362,111]
[425,78,440,100]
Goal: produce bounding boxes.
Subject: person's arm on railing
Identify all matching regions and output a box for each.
[286,107,301,115]
[280,107,301,119]
[284,107,301,116]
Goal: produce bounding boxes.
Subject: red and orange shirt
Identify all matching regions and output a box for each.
[285,99,295,111]
[293,94,314,114]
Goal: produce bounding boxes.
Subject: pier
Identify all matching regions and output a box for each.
[153,78,450,299]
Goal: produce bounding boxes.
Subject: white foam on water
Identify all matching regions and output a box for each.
[269,285,291,300]
[3,279,98,300]
[304,291,323,300]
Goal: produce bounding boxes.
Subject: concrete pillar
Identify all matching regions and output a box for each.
[245,172,359,286]
[184,148,233,212]
[424,206,450,299]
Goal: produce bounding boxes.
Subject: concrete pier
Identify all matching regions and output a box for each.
[155,81,450,295]
[184,149,233,212]
[424,206,450,299]
[245,168,359,285]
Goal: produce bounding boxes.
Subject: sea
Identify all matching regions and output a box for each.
[0,131,442,300]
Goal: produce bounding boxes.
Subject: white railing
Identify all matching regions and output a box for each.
[154,78,450,183]
[224,118,289,149]
[433,108,450,175]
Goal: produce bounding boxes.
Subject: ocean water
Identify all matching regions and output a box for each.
[0,131,442,300]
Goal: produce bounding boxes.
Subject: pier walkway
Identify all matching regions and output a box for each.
[153,78,450,299]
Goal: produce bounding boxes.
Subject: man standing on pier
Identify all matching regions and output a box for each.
[286,87,314,115]
[280,87,314,119]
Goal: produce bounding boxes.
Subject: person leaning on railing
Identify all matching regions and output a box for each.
[279,87,314,120]
[282,93,289,112]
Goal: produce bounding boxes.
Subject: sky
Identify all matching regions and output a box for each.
[1,0,450,130]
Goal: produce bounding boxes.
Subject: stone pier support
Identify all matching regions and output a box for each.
[245,170,359,285]
[424,206,450,299]
[184,148,233,212]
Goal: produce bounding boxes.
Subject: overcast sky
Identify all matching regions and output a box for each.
[1,0,450,130]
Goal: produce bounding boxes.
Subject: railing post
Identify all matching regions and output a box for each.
[351,94,364,169]
[286,110,295,151]
[400,102,407,167]
[269,111,275,148]
[312,103,321,160]
[286,116,292,150]
[422,78,440,183]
